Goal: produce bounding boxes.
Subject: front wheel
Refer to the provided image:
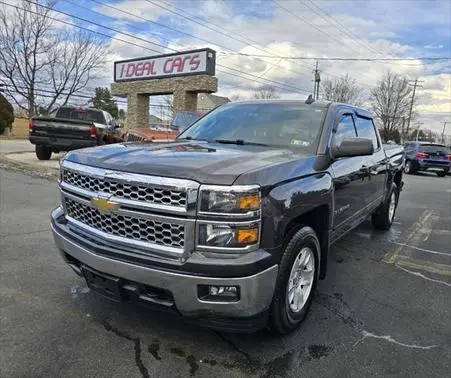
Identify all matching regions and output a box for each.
[269,226,319,335]
[35,145,52,160]
[372,183,398,230]
[436,170,447,177]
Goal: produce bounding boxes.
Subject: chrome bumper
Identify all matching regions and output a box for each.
[51,218,278,318]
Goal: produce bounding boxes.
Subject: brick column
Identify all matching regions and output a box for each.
[126,94,149,129]
[173,89,198,112]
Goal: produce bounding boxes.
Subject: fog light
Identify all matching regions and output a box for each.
[198,285,240,302]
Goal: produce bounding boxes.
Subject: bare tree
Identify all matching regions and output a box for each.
[253,85,280,99]
[321,74,364,106]
[229,94,243,102]
[0,0,107,117]
[370,71,414,142]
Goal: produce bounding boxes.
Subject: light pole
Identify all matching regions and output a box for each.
[441,121,449,144]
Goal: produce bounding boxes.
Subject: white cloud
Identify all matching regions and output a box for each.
[94,0,169,22]
[424,44,444,49]
[70,0,450,134]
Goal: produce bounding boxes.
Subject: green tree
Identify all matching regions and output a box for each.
[0,94,14,134]
[91,87,119,119]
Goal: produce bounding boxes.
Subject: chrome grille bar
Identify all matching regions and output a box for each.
[60,161,199,216]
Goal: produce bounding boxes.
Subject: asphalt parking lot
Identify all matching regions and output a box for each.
[1,166,450,377]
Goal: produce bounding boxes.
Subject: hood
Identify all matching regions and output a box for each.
[64,141,309,185]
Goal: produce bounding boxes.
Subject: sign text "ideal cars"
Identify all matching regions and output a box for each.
[114,49,215,82]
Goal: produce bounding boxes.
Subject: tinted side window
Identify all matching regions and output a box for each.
[356,117,379,150]
[333,114,357,146]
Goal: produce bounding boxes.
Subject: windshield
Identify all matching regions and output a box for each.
[172,112,200,129]
[178,102,326,150]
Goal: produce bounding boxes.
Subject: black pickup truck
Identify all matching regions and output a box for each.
[51,100,404,334]
[29,106,119,160]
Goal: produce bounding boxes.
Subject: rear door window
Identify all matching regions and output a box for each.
[356,116,379,150]
[332,114,357,146]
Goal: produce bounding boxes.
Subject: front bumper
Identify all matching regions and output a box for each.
[51,210,278,321]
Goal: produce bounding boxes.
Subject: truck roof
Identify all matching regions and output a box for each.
[222,99,373,118]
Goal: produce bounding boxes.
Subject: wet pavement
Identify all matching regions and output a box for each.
[0,169,450,377]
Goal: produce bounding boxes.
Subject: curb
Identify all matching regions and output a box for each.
[0,152,59,181]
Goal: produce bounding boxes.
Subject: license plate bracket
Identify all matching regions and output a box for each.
[82,266,122,301]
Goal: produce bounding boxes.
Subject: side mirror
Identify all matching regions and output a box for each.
[331,137,374,158]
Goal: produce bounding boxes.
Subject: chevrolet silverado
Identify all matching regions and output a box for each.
[51,100,404,334]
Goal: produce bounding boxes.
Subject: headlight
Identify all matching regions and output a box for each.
[198,223,259,248]
[199,185,261,215]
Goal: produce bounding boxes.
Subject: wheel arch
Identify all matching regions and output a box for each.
[282,205,330,280]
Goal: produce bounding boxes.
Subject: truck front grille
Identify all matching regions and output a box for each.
[64,197,185,248]
[62,169,187,207]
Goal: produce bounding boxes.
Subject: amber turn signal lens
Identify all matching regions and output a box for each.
[236,228,259,244]
[238,194,260,210]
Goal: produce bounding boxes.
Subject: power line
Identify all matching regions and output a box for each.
[5,1,310,94]
[157,0,315,71]
[90,0,369,88]
[88,0,317,84]
[218,52,451,62]
[407,79,424,134]
[300,0,383,56]
[272,0,361,51]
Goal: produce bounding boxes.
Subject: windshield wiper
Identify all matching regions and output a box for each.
[214,139,270,146]
[177,137,209,142]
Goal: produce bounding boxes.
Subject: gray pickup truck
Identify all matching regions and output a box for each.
[51,100,404,334]
[29,106,119,160]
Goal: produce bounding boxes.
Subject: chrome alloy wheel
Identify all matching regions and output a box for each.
[404,161,411,173]
[287,247,315,313]
[388,191,396,221]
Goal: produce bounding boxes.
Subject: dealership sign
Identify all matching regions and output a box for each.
[114,48,216,82]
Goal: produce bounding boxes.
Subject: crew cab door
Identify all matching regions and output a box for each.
[330,112,368,230]
[354,115,387,208]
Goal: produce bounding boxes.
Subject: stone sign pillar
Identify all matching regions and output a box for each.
[111,48,217,129]
[126,93,149,129]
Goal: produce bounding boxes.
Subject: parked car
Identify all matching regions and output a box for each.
[403,141,450,177]
[122,127,177,142]
[51,100,404,334]
[123,111,202,142]
[171,111,202,134]
[29,106,121,160]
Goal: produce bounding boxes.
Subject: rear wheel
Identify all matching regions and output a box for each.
[35,145,52,160]
[404,160,415,174]
[269,226,319,335]
[372,183,398,230]
[436,170,447,177]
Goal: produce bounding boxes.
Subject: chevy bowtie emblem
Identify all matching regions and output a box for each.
[90,196,119,213]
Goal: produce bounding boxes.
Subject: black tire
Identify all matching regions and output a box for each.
[269,226,320,335]
[372,183,398,230]
[436,170,447,177]
[35,145,52,160]
[404,160,415,174]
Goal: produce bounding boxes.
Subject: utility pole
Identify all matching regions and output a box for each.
[313,61,321,100]
[407,79,424,136]
[441,121,449,144]
[401,116,406,143]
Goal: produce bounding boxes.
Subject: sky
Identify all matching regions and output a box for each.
[9,0,451,134]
